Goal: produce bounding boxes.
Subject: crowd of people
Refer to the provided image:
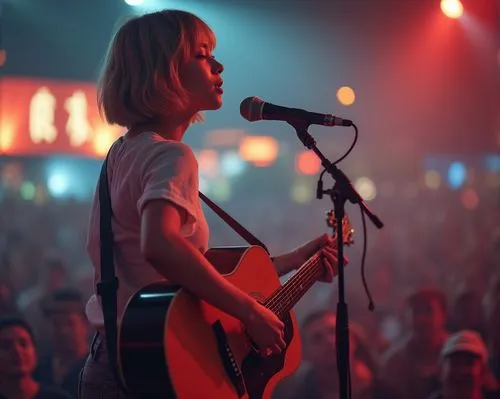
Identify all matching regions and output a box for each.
[0,179,498,398]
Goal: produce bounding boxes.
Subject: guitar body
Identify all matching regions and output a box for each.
[119,246,302,399]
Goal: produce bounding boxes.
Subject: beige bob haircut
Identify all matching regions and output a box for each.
[98,10,216,128]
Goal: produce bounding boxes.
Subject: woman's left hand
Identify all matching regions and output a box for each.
[294,233,347,282]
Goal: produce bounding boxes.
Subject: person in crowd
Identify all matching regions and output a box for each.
[273,309,400,399]
[18,256,69,353]
[0,273,19,317]
[35,289,89,398]
[448,288,486,339]
[483,273,500,382]
[427,330,500,399]
[0,316,71,399]
[380,286,449,399]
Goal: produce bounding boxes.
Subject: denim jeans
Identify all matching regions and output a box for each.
[78,333,132,399]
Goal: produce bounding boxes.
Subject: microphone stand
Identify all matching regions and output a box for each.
[290,121,383,399]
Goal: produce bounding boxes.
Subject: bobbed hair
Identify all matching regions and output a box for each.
[98,10,216,128]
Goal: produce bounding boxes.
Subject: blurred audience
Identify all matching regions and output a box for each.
[0,164,498,398]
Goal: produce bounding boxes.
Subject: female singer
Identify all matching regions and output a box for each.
[79,9,341,398]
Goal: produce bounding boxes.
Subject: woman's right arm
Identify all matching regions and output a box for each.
[140,199,258,322]
[137,142,285,354]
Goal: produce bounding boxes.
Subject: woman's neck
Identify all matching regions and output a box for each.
[129,112,196,142]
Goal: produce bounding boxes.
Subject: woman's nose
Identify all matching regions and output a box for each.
[211,58,224,74]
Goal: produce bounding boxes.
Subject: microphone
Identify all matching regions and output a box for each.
[240,96,353,127]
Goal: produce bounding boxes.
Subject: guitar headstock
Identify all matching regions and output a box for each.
[326,210,354,247]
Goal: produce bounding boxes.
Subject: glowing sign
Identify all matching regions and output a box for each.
[0,77,122,157]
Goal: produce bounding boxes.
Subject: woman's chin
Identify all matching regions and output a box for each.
[205,98,223,110]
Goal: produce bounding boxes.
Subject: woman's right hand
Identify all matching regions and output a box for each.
[242,300,286,357]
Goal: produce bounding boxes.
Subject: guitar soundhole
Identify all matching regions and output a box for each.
[241,313,294,399]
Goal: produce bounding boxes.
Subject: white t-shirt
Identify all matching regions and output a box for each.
[85,131,210,327]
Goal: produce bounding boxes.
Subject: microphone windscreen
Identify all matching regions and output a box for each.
[240,96,264,122]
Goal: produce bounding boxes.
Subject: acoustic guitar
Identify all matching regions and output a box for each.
[118,210,354,398]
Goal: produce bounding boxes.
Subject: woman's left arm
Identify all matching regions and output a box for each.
[272,250,303,277]
[272,233,338,278]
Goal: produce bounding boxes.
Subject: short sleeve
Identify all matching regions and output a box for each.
[137,141,199,237]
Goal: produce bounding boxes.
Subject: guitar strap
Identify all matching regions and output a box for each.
[96,137,128,393]
[198,191,269,253]
[97,137,269,392]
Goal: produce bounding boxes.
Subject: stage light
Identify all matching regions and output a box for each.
[440,0,463,19]
[124,0,145,6]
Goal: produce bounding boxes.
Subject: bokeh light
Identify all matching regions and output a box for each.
[354,177,377,201]
[440,0,463,19]
[424,170,441,190]
[295,151,321,175]
[239,136,279,167]
[447,161,467,189]
[336,86,356,106]
[461,188,479,210]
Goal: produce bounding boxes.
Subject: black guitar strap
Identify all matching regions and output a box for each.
[97,137,268,392]
[96,137,129,393]
[198,191,269,253]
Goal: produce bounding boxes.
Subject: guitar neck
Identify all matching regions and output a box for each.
[263,250,326,319]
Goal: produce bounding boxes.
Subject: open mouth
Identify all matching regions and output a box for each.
[214,80,223,93]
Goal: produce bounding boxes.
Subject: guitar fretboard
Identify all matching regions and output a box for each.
[264,251,324,319]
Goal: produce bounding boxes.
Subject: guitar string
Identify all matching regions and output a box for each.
[266,227,348,316]
[266,253,321,312]
[265,254,323,317]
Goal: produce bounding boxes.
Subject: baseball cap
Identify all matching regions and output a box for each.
[441,330,488,363]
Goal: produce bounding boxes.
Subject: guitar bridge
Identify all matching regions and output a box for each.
[212,320,246,398]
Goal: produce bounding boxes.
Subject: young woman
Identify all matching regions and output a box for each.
[79,9,341,398]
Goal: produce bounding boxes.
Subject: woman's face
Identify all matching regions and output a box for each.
[179,39,224,114]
